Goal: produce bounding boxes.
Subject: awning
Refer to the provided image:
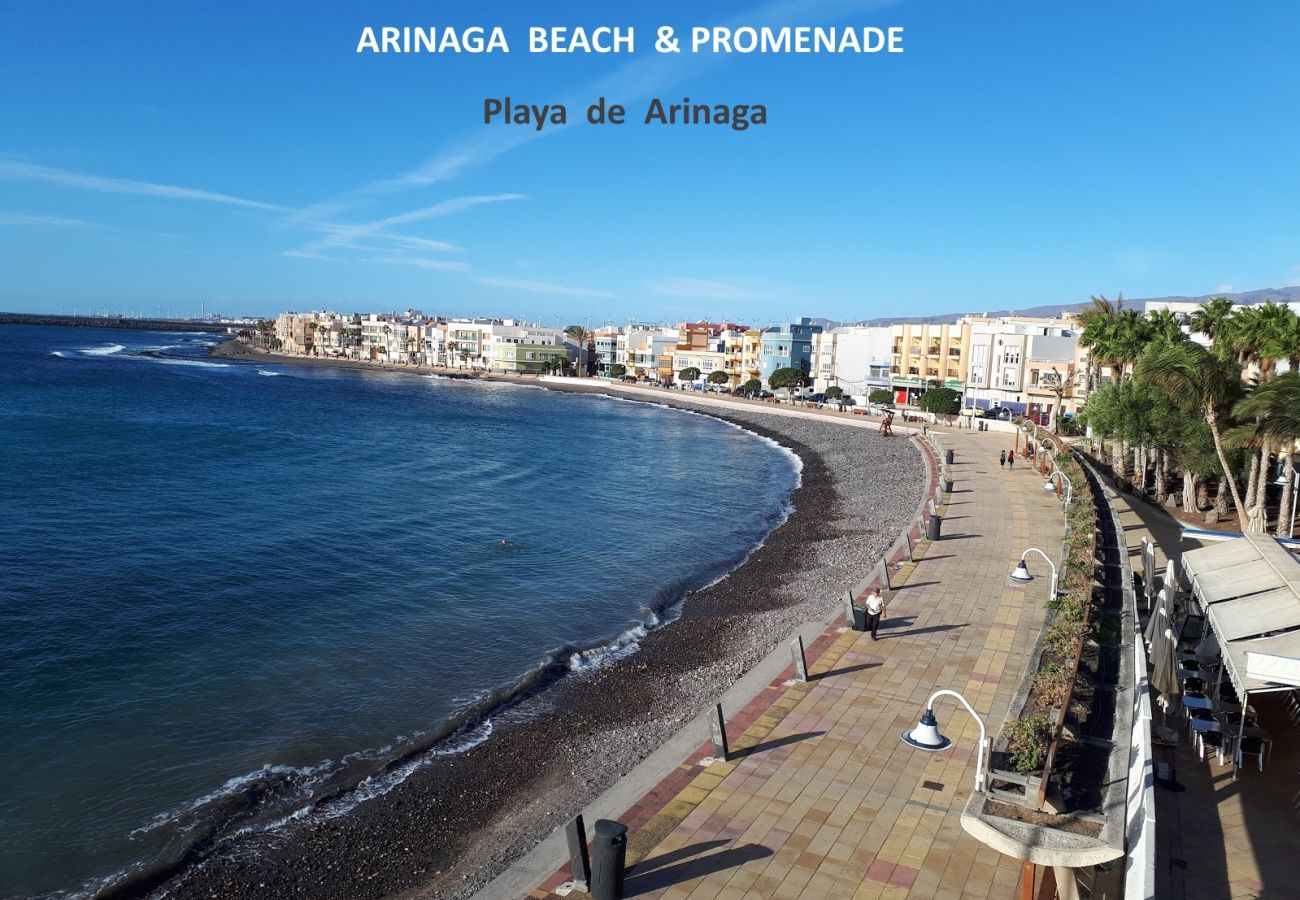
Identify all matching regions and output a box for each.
[1182,533,1300,694]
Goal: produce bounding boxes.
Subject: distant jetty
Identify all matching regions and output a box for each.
[0,312,247,333]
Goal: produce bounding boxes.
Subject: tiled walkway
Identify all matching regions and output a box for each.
[530,429,1065,899]
[1094,462,1300,900]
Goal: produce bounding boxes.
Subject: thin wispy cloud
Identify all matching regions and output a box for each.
[364,256,471,272]
[648,277,763,301]
[298,193,526,254]
[0,160,287,212]
[475,276,616,299]
[0,212,104,228]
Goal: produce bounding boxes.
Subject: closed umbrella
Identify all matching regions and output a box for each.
[1144,589,1168,649]
[1150,625,1181,715]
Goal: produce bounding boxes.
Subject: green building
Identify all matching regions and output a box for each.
[495,341,570,374]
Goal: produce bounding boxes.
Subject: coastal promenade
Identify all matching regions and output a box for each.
[509,426,1064,900]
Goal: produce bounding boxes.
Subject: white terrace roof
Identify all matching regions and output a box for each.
[1183,532,1300,694]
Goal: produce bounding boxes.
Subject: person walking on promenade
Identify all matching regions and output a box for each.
[999,449,1007,468]
[864,587,888,640]
[1007,448,1016,470]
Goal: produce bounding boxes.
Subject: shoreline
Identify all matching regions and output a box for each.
[134,341,927,900]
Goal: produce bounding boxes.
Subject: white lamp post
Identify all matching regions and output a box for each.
[900,688,990,792]
[1010,547,1058,601]
[1043,469,1072,507]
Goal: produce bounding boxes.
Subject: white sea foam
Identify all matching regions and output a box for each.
[257,370,284,377]
[50,351,72,358]
[144,357,231,368]
[566,617,657,673]
[127,761,334,838]
[80,344,125,356]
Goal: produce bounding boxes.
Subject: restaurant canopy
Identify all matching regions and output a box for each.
[1181,533,1300,695]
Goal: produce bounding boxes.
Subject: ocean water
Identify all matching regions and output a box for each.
[0,325,800,898]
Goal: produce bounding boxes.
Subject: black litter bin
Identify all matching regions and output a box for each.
[590,819,628,900]
[944,449,954,465]
[927,515,943,541]
[851,605,868,632]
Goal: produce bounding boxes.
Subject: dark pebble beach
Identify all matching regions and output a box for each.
[143,345,926,900]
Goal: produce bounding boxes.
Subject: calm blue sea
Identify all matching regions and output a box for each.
[0,325,800,898]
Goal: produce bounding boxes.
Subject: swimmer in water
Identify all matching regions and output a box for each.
[500,539,511,547]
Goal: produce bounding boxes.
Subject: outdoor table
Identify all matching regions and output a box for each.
[1183,695,1214,711]
[1178,668,1201,680]
[1189,717,1220,734]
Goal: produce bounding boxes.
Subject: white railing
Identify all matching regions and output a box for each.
[1124,622,1158,899]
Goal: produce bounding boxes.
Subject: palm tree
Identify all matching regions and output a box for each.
[1188,296,1234,344]
[1076,293,1125,392]
[1228,372,1300,536]
[1136,342,1248,527]
[1145,309,1184,348]
[564,324,589,377]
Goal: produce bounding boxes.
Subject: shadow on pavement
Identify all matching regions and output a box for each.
[732,731,825,760]
[625,843,774,895]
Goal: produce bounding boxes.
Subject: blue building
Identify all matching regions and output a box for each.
[759,317,822,383]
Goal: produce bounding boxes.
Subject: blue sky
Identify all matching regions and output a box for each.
[2,1,1299,323]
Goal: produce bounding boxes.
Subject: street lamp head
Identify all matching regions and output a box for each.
[1009,560,1033,583]
[901,709,951,752]
[1043,478,1056,492]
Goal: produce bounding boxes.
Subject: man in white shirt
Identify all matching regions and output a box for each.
[864,587,888,640]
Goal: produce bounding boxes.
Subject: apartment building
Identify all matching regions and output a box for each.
[889,322,970,405]
[810,326,893,399]
[759,317,822,382]
[593,328,621,376]
[962,316,1079,421]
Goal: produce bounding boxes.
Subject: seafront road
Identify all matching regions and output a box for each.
[484,399,1066,900]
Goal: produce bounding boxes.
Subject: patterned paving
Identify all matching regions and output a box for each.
[529,428,1066,899]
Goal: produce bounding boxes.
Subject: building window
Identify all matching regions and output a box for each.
[1003,348,1021,365]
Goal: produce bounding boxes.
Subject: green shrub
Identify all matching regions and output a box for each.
[1007,715,1053,774]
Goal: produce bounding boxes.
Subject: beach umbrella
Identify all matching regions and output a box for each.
[1144,589,1168,649]
[1150,625,1181,716]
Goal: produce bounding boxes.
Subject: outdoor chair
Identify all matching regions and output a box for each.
[1182,676,1204,694]
[1218,710,1258,730]
[1236,736,1270,772]
[1196,730,1228,766]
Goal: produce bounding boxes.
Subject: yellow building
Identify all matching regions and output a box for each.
[889,322,970,405]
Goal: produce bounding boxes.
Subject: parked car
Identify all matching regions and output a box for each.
[806,392,826,404]
[986,406,1014,421]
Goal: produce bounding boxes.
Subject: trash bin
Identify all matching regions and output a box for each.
[590,819,628,900]
[944,449,954,465]
[927,515,943,541]
[851,604,868,632]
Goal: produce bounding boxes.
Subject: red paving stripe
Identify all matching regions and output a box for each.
[865,859,896,884]
[888,863,921,889]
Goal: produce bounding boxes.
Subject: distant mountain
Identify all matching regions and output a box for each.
[815,285,1300,329]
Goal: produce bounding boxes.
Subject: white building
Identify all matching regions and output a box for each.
[618,327,678,380]
[962,316,1078,414]
[812,326,894,400]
